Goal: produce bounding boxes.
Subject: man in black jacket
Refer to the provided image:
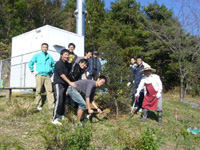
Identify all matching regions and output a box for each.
[68,59,88,82]
[52,49,76,125]
[86,51,101,80]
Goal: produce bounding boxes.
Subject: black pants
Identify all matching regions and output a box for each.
[87,70,98,80]
[53,84,68,120]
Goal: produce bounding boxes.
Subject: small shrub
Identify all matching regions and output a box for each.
[121,127,160,150]
[95,93,130,116]
[140,127,159,150]
[67,126,92,150]
[39,122,92,150]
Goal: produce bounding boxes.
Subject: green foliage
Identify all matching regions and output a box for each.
[140,127,159,150]
[59,0,76,32]
[116,127,160,150]
[99,40,129,118]
[100,40,128,92]
[0,0,63,58]
[0,40,11,59]
[95,93,130,115]
[85,0,105,51]
[0,141,24,150]
[39,122,92,150]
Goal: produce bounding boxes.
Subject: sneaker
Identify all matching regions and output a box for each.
[52,118,62,125]
[37,105,42,111]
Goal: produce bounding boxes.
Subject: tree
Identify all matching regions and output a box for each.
[99,0,145,63]
[141,2,179,90]
[58,0,76,32]
[85,0,105,51]
[143,11,200,102]
[100,40,128,119]
[0,0,63,58]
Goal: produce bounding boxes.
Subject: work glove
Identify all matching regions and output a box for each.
[132,80,135,84]
[135,93,139,98]
[32,71,38,76]
[156,92,161,99]
[127,82,131,87]
[97,108,102,114]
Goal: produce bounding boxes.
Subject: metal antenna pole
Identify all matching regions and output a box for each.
[74,0,87,51]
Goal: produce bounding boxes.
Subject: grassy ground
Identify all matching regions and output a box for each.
[0,93,199,150]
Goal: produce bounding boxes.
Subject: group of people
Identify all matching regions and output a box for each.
[128,56,163,125]
[28,42,163,126]
[29,43,106,125]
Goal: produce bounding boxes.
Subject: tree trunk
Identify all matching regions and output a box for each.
[180,76,185,102]
[114,98,119,120]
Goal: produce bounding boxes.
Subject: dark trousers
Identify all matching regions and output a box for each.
[87,70,98,80]
[53,84,68,120]
[132,89,144,108]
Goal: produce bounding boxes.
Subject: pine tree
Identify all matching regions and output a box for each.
[59,0,76,32]
[100,40,128,119]
[85,0,105,51]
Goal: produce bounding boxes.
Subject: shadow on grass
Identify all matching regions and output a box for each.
[147,111,158,121]
[41,95,47,107]
[89,113,109,123]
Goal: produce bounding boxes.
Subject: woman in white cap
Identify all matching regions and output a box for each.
[135,66,163,125]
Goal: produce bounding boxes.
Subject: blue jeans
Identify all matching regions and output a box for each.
[67,86,87,110]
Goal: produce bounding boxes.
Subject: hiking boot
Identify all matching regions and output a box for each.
[37,105,42,111]
[52,118,62,125]
[138,109,148,122]
[157,111,162,126]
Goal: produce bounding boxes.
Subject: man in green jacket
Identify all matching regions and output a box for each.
[29,43,55,111]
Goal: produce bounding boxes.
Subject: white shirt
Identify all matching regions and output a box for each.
[136,74,163,96]
[130,61,149,70]
[130,64,137,69]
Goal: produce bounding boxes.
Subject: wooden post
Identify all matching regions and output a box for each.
[6,89,12,101]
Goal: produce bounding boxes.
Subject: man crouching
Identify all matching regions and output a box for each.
[67,76,107,124]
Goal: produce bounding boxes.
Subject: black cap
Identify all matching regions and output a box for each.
[93,51,98,55]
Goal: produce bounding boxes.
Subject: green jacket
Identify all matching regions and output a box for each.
[29,51,55,76]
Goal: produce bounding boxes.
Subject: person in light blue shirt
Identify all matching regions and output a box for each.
[99,52,107,71]
[29,43,55,111]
